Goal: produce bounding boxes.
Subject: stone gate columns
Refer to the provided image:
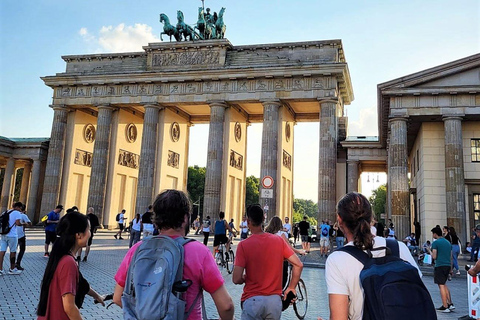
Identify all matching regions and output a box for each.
[443,116,466,242]
[87,105,115,224]
[347,160,359,193]
[135,104,161,216]
[28,159,42,221]
[388,117,409,240]
[40,105,69,214]
[260,100,281,220]
[318,100,338,223]
[204,102,227,221]
[19,161,32,204]
[0,157,15,212]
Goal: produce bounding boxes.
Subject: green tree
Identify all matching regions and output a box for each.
[293,198,318,226]
[369,184,387,221]
[187,165,206,217]
[245,175,259,206]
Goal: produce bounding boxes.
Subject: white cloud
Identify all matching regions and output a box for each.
[346,105,378,137]
[79,23,160,53]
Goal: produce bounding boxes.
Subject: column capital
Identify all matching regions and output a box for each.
[95,104,115,111]
[388,116,409,124]
[207,100,228,108]
[49,104,69,111]
[142,103,163,110]
[317,98,338,105]
[260,99,282,108]
[442,115,464,122]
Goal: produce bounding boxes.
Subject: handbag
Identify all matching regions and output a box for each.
[423,253,432,265]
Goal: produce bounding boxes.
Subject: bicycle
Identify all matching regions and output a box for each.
[283,262,308,319]
[215,241,234,274]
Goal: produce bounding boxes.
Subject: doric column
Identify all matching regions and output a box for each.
[87,105,114,224]
[27,159,42,222]
[443,116,466,242]
[40,105,69,214]
[0,157,15,212]
[388,117,409,240]
[19,161,32,204]
[347,160,359,193]
[203,102,227,221]
[135,104,161,216]
[318,100,338,223]
[260,100,281,220]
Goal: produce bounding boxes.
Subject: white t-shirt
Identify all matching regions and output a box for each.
[131,218,142,231]
[3,210,22,237]
[325,236,422,320]
[202,219,211,233]
[370,226,377,236]
[276,230,288,239]
[119,213,125,224]
[17,213,31,238]
[240,221,248,233]
[283,223,292,234]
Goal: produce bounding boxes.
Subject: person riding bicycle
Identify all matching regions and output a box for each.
[212,212,235,258]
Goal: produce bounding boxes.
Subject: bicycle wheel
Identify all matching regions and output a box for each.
[226,249,235,274]
[293,279,308,319]
[215,251,223,266]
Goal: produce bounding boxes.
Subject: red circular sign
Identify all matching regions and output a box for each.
[262,176,274,189]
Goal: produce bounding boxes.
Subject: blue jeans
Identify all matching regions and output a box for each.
[452,244,460,270]
[336,237,344,249]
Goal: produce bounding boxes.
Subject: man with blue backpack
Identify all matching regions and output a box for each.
[320,220,331,257]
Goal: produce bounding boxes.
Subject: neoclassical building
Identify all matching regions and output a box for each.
[1,38,478,244]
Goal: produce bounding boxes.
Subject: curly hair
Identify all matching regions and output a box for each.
[337,192,374,250]
[152,189,191,230]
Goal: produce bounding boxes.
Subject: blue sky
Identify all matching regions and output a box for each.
[1,0,479,200]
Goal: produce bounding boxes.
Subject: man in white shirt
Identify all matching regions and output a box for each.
[283,216,292,238]
[239,215,249,240]
[15,204,31,270]
[114,209,127,240]
[0,202,24,275]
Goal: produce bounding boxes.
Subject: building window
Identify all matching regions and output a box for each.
[475,194,480,227]
[472,139,480,162]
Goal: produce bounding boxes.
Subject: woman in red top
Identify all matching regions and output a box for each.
[37,211,104,319]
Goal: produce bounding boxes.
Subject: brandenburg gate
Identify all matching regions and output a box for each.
[39,39,353,227]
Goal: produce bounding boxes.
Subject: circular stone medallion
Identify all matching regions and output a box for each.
[285,122,291,142]
[125,123,137,143]
[83,124,96,143]
[234,122,242,142]
[170,122,180,142]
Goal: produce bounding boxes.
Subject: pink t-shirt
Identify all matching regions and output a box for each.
[115,236,224,320]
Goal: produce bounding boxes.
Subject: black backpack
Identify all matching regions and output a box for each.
[0,210,14,235]
[337,239,437,320]
[116,213,120,222]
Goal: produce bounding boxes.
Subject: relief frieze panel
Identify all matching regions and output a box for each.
[229,150,243,171]
[118,149,139,169]
[74,149,93,167]
[283,150,292,171]
[167,150,180,169]
[152,51,220,67]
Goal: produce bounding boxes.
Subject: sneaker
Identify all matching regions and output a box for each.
[119,237,124,240]
[448,274,452,281]
[449,304,455,310]
[114,234,118,239]
[0,270,5,276]
[44,252,49,258]
[15,265,24,271]
[437,306,451,313]
[8,268,22,275]
[456,270,461,275]
[83,256,87,262]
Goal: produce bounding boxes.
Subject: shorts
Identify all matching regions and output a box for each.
[241,295,282,320]
[434,266,451,285]
[320,237,330,247]
[213,234,228,247]
[118,223,124,231]
[301,235,308,242]
[45,231,57,245]
[0,235,18,253]
[87,234,94,246]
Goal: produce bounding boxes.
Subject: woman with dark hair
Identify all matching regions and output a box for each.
[37,211,104,320]
[325,192,420,319]
[129,213,142,248]
[448,227,461,275]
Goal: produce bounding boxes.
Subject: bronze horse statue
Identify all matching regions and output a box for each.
[176,10,197,41]
[159,13,180,41]
[196,7,216,40]
[215,7,226,39]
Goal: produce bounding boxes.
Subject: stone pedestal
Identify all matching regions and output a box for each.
[318,100,338,224]
[260,100,281,220]
[135,104,161,215]
[28,159,42,222]
[0,157,15,212]
[87,105,114,224]
[203,102,226,221]
[40,106,69,214]
[347,160,359,193]
[19,162,32,204]
[443,116,466,242]
[388,117,409,240]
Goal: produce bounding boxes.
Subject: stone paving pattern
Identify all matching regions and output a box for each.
[0,229,472,319]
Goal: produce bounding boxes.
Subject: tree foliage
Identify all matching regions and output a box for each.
[369,184,387,220]
[187,166,206,217]
[245,175,259,206]
[293,198,318,226]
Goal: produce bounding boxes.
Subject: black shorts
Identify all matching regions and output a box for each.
[241,232,248,240]
[213,234,228,247]
[45,231,57,244]
[118,223,124,231]
[87,234,94,246]
[434,266,450,285]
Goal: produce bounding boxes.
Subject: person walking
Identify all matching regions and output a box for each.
[0,202,24,275]
[325,192,421,319]
[333,221,344,249]
[78,207,100,262]
[15,204,32,270]
[428,226,455,313]
[141,205,154,238]
[293,223,299,246]
[129,213,142,248]
[37,211,105,319]
[320,220,331,257]
[298,216,310,252]
[202,215,211,246]
[233,205,303,320]
[447,227,461,275]
[44,205,63,257]
[239,216,249,240]
[114,209,127,240]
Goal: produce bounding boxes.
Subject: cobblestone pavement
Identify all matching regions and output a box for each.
[0,229,472,319]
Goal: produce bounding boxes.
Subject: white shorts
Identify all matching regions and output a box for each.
[320,237,329,247]
[0,235,18,253]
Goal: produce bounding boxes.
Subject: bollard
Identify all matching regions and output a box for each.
[468,272,480,318]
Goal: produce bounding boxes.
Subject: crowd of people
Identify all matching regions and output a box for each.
[1,189,475,319]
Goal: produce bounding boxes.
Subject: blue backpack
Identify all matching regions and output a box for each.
[337,239,437,320]
[122,236,202,320]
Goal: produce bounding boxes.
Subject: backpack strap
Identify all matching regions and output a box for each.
[336,245,370,265]
[385,238,400,257]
